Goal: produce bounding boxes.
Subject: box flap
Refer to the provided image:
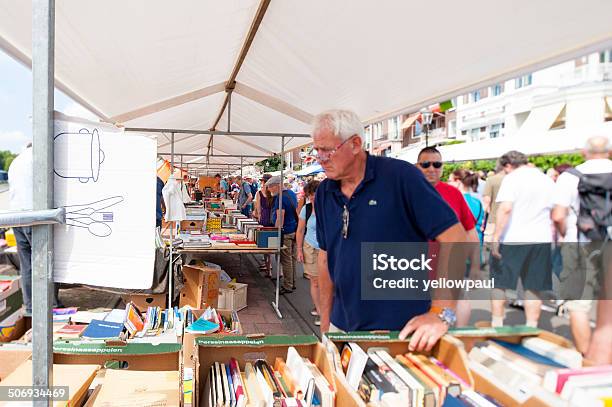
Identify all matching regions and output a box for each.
[195,334,318,348]
[53,341,181,355]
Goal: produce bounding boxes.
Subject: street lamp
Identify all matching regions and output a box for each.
[421,109,433,147]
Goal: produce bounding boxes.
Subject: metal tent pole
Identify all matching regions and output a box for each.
[272,137,285,319]
[168,132,174,308]
[32,0,55,399]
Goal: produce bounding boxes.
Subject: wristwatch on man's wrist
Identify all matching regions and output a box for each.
[429,306,457,327]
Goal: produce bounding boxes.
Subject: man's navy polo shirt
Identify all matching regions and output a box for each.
[314,153,458,331]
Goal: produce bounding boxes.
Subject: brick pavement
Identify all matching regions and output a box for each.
[194,253,314,336]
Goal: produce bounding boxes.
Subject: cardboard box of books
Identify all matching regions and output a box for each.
[123,292,167,310]
[180,264,221,309]
[53,341,182,371]
[182,308,243,368]
[181,219,206,232]
[324,331,475,407]
[450,326,584,406]
[193,335,336,407]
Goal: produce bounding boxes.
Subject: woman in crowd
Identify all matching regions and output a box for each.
[451,169,485,243]
[296,180,321,326]
[253,174,274,277]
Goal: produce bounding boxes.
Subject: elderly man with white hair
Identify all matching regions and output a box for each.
[312,109,468,352]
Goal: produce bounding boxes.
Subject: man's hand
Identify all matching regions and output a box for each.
[399,312,449,352]
[297,248,304,263]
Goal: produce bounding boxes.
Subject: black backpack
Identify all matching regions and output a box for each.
[566,168,612,241]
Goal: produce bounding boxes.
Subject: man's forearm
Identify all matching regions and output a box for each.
[318,250,334,332]
[493,206,511,241]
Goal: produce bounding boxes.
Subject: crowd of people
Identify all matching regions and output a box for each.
[7,109,611,365]
[229,109,610,364]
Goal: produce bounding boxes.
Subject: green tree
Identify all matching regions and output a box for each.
[0,151,17,171]
[440,153,584,181]
[255,155,285,172]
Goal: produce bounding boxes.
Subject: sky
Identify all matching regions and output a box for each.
[0,49,98,154]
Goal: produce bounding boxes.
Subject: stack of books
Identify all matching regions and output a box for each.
[203,346,335,407]
[544,365,612,405]
[467,336,589,405]
[182,306,240,335]
[338,342,495,407]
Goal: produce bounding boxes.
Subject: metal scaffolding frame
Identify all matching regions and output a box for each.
[127,122,309,318]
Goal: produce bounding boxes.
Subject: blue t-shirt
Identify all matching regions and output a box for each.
[299,205,319,249]
[272,190,298,234]
[220,179,229,191]
[464,193,484,243]
[314,154,459,332]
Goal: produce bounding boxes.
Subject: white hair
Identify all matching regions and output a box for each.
[311,109,364,142]
[585,135,610,154]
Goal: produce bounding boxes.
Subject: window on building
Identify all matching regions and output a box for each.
[604,98,612,122]
[364,125,372,150]
[463,94,470,104]
[461,130,467,136]
[599,49,612,63]
[447,120,457,138]
[515,73,533,89]
[470,128,479,142]
[480,88,488,98]
[480,126,486,132]
[490,123,502,138]
[550,106,566,130]
[472,90,481,102]
[575,56,588,67]
[492,83,504,96]
[373,122,384,140]
[388,116,401,140]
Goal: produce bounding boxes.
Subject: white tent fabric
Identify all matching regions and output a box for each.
[1,0,612,164]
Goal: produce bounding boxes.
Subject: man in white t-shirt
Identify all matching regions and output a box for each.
[552,135,612,355]
[491,151,555,328]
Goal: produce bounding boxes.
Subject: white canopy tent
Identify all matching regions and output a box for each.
[1,0,612,164]
[3,0,612,388]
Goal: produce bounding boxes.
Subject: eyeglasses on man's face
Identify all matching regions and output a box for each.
[311,135,356,162]
[418,161,443,169]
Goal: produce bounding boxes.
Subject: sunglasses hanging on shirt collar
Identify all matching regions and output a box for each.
[342,205,350,239]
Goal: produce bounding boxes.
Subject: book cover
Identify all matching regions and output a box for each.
[55,324,87,338]
[81,319,124,339]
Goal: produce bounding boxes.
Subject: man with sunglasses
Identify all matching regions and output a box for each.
[417,147,480,327]
[312,109,468,352]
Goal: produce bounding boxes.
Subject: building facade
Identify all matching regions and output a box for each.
[363,49,612,161]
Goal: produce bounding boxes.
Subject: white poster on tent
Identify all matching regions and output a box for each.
[53,117,156,289]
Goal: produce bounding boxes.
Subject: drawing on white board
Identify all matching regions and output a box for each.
[64,196,124,237]
[54,128,105,183]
